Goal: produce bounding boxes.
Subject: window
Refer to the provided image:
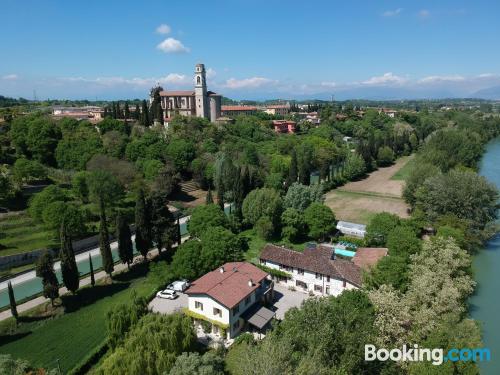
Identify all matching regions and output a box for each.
[233,304,240,315]
[213,307,222,318]
[195,301,203,311]
[314,285,323,293]
[297,268,304,275]
[233,320,240,330]
[296,280,307,290]
[326,276,330,282]
[245,296,251,305]
[342,280,347,288]
[315,273,323,280]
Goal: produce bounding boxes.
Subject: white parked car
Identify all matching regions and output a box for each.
[167,280,190,292]
[156,289,178,299]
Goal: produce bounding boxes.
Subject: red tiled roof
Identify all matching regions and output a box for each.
[266,105,290,109]
[352,248,388,270]
[185,262,268,309]
[260,244,362,287]
[221,105,258,111]
[160,90,195,96]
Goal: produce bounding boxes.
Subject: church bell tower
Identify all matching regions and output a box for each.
[194,63,208,118]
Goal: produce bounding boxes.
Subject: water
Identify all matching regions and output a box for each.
[0,203,234,308]
[334,248,355,257]
[469,138,500,374]
[0,219,189,308]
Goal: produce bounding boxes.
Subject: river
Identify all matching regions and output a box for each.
[469,138,500,374]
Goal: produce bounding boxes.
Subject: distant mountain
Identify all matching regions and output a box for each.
[473,86,500,100]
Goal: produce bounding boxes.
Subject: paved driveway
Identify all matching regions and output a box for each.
[272,283,310,320]
[149,292,188,314]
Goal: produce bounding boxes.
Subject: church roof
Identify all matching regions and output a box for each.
[160,90,195,97]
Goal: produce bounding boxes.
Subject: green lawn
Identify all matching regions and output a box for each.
[0,213,57,256]
[0,264,160,373]
[391,156,416,181]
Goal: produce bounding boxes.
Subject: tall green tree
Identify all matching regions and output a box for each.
[287,149,298,187]
[7,281,17,320]
[303,202,336,241]
[176,217,182,246]
[116,214,134,268]
[135,188,152,259]
[89,253,95,287]
[140,100,150,126]
[206,188,213,204]
[150,192,174,253]
[35,250,59,306]
[59,222,79,294]
[99,199,114,277]
[124,102,130,121]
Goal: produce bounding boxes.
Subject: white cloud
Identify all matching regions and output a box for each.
[206,68,216,79]
[382,8,402,17]
[2,74,18,80]
[419,75,465,84]
[224,77,276,89]
[156,24,171,35]
[418,9,430,18]
[362,72,407,85]
[159,73,189,85]
[320,81,336,88]
[156,37,190,53]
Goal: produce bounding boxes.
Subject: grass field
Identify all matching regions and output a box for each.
[0,264,159,373]
[324,156,411,224]
[391,155,415,181]
[0,213,57,256]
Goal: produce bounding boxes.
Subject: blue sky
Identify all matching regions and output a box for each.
[1,0,500,100]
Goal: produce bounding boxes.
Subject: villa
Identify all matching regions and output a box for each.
[185,262,274,340]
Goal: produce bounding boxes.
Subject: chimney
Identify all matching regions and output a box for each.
[248,279,253,287]
[219,266,224,273]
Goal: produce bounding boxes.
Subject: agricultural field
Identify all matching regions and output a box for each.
[0,213,57,257]
[0,264,160,373]
[324,157,411,224]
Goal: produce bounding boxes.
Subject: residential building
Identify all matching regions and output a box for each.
[154,63,222,123]
[336,220,367,238]
[185,262,274,340]
[221,105,258,117]
[272,120,296,134]
[260,244,363,296]
[379,108,398,118]
[264,103,290,116]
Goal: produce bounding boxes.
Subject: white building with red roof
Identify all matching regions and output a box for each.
[185,262,274,340]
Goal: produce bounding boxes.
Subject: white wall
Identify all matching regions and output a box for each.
[188,290,259,338]
[263,260,358,297]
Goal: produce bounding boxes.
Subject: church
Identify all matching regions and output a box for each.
[151,63,222,123]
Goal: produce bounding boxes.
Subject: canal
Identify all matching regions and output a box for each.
[469,138,500,374]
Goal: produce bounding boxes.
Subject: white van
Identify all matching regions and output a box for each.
[167,280,190,292]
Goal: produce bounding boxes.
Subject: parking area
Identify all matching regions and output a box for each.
[149,292,188,314]
[272,283,310,320]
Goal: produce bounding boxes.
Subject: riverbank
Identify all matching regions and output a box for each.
[469,138,500,374]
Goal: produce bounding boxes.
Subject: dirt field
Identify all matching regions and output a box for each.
[325,157,411,224]
[338,156,411,197]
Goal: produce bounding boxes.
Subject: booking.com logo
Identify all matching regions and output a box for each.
[365,344,491,366]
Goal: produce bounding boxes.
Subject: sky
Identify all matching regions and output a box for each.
[1,0,500,101]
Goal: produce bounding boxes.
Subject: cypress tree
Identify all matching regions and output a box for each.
[150,192,173,254]
[60,222,79,294]
[112,102,117,119]
[89,253,95,287]
[35,251,59,306]
[135,188,152,260]
[116,214,134,268]
[232,167,245,220]
[134,103,140,120]
[141,100,149,126]
[124,101,130,121]
[176,217,182,246]
[287,149,298,186]
[7,281,17,320]
[116,101,121,119]
[99,198,114,277]
[206,188,213,204]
